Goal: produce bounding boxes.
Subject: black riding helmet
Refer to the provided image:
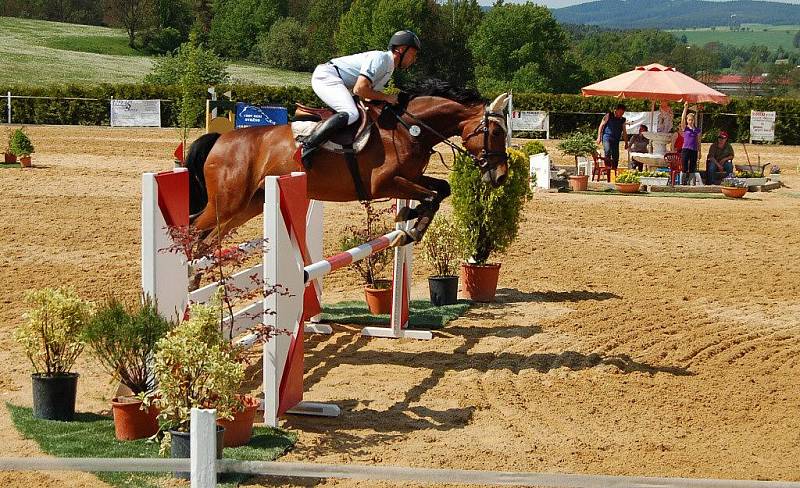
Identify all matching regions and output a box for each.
[388,30,421,51]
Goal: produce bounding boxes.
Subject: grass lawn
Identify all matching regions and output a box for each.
[7,403,296,488]
[670,24,800,51]
[0,16,311,86]
[321,299,471,328]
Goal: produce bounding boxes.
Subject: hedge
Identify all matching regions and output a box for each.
[2,84,800,144]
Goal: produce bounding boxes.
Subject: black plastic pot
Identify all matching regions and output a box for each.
[428,275,459,306]
[32,373,78,421]
[170,426,225,479]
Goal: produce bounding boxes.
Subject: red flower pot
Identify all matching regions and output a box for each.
[721,186,747,198]
[615,182,641,193]
[19,155,32,168]
[217,394,259,447]
[364,280,393,315]
[111,396,160,441]
[4,152,16,164]
[569,175,589,191]
[460,263,501,302]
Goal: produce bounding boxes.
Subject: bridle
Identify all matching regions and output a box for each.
[385,99,508,172]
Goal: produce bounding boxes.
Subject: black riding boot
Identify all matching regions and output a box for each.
[301,112,350,169]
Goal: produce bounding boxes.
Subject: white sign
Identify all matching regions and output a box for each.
[510,111,549,138]
[529,153,551,190]
[624,111,660,134]
[110,99,161,127]
[750,110,776,142]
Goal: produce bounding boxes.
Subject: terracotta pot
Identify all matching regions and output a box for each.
[19,155,31,168]
[615,182,641,193]
[111,396,160,441]
[568,175,589,191]
[364,280,393,315]
[217,395,259,447]
[721,186,747,198]
[4,152,16,164]
[460,262,501,302]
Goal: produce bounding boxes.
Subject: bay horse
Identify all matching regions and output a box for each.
[185,80,510,252]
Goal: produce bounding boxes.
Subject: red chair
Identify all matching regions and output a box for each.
[664,152,681,185]
[591,150,613,182]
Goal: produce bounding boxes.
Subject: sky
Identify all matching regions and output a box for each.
[476,0,800,8]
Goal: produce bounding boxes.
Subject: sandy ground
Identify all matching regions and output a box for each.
[0,126,799,487]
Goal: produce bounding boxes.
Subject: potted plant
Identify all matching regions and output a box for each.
[557,132,596,191]
[339,201,396,314]
[153,298,243,477]
[4,128,16,164]
[83,296,173,440]
[420,214,465,306]
[450,148,531,302]
[614,171,641,193]
[639,170,669,188]
[769,165,781,183]
[14,287,94,421]
[9,127,34,168]
[720,176,748,198]
[734,170,767,187]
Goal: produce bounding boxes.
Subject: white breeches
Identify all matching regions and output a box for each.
[311,64,359,125]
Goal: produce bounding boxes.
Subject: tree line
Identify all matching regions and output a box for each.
[2,0,800,96]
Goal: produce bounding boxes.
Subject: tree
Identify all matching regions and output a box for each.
[144,40,231,85]
[335,0,377,54]
[106,0,154,47]
[209,0,284,59]
[305,0,353,65]
[422,0,482,86]
[258,17,311,71]
[469,3,572,93]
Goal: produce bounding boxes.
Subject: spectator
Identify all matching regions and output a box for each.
[706,131,735,184]
[679,102,702,184]
[628,124,651,171]
[657,101,673,133]
[596,103,628,170]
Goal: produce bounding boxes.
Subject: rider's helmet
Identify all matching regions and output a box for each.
[388,30,421,51]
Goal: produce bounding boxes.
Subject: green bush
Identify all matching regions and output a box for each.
[615,171,640,183]
[257,18,311,71]
[420,214,465,277]
[143,41,231,86]
[83,297,174,396]
[9,128,34,156]
[519,140,547,157]
[14,288,94,376]
[450,148,531,265]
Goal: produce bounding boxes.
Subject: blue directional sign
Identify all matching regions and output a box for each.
[234,103,289,128]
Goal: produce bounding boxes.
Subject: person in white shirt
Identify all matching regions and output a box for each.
[301,30,421,166]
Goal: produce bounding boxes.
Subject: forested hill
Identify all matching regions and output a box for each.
[552,0,800,29]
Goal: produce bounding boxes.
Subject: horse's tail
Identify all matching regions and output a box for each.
[186,132,221,218]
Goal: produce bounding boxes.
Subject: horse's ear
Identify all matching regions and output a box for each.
[488,93,509,113]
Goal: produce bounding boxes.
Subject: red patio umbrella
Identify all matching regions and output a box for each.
[581,63,729,105]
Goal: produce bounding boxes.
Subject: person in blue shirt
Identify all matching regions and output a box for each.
[300,30,421,166]
[596,103,629,170]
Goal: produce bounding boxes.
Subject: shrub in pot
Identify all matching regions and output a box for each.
[420,214,464,306]
[4,128,16,164]
[339,201,396,314]
[83,296,174,440]
[14,287,94,421]
[450,148,531,302]
[153,298,244,477]
[614,171,641,193]
[9,127,34,168]
[557,132,596,175]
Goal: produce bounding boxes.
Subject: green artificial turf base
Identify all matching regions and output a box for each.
[7,403,296,487]
[320,299,471,329]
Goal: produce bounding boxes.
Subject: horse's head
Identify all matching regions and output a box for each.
[461,93,510,187]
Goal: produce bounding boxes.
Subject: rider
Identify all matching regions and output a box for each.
[300,30,421,167]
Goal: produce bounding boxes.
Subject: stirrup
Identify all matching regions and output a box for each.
[300,143,318,170]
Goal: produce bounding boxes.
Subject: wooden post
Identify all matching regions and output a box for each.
[190,408,217,488]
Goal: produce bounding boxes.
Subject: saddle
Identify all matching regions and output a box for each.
[292,99,374,150]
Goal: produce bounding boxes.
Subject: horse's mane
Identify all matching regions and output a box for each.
[404,79,485,105]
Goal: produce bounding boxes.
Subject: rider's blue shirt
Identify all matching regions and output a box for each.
[330,50,394,91]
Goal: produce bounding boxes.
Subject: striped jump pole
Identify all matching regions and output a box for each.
[303,229,407,284]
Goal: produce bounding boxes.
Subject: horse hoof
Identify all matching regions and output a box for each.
[395,206,419,222]
[390,231,413,247]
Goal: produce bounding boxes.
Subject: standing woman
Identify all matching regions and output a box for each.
[679,101,702,184]
[596,103,628,171]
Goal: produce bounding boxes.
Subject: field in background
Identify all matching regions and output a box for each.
[671,24,800,51]
[0,16,311,86]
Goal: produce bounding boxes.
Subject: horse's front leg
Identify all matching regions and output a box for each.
[391,176,450,243]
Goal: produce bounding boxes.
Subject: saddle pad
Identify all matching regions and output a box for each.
[291,121,371,154]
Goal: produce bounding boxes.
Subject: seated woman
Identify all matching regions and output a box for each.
[628,124,651,171]
[706,131,735,184]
